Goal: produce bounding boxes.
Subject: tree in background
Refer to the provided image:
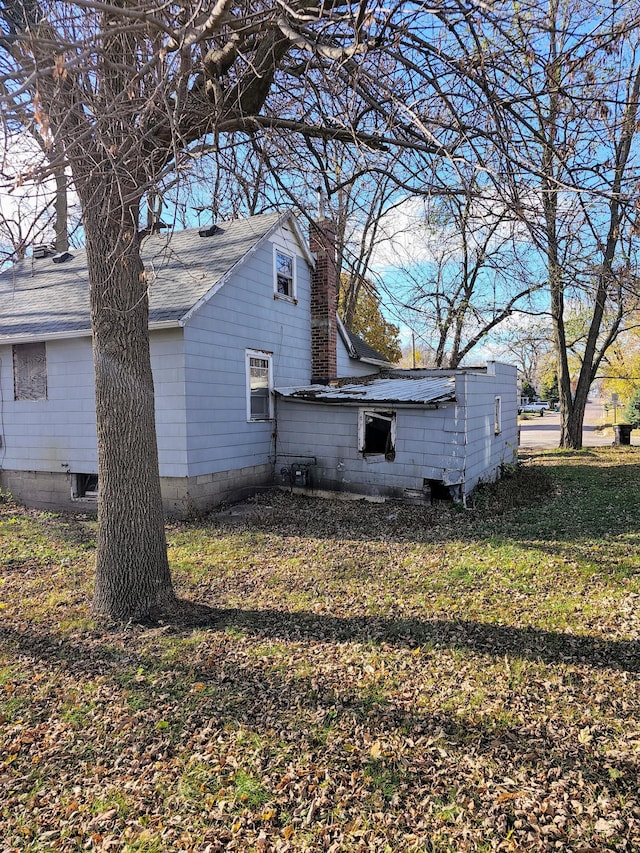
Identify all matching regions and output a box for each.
[387,169,544,368]
[338,274,401,363]
[0,129,80,263]
[489,315,554,394]
[461,0,640,447]
[539,369,559,406]
[600,324,640,404]
[623,386,640,426]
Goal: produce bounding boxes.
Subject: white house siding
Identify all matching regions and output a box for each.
[456,362,518,493]
[0,329,190,511]
[275,400,465,501]
[150,328,189,478]
[0,336,96,473]
[336,336,378,378]
[0,336,96,508]
[182,229,312,482]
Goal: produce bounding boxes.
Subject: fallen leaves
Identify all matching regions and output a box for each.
[1,453,640,850]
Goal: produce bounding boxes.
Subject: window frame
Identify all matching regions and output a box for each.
[13,342,47,401]
[358,408,397,460]
[246,349,274,422]
[494,395,502,435]
[273,247,296,302]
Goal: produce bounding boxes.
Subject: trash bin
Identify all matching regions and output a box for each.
[613,423,633,446]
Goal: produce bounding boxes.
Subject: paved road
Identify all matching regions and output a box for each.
[519,400,639,449]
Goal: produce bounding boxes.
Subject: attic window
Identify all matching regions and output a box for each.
[13,342,47,401]
[274,248,296,300]
[358,409,396,461]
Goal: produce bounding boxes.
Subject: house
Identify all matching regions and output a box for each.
[275,362,517,502]
[0,210,518,515]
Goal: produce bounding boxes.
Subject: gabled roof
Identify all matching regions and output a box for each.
[0,211,305,344]
[276,375,456,405]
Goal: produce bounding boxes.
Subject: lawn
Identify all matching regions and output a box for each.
[1,449,639,852]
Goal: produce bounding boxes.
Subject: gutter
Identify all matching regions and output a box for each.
[0,319,183,347]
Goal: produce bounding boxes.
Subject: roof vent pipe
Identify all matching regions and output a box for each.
[32,243,56,259]
[198,224,222,238]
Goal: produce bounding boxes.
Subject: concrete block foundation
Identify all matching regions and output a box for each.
[0,462,275,518]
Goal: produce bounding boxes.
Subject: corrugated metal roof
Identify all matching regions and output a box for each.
[0,212,286,342]
[276,376,456,404]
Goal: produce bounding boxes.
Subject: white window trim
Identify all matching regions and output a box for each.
[494,395,502,435]
[358,408,397,457]
[246,349,274,422]
[273,246,297,302]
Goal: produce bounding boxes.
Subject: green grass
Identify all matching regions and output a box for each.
[0,448,639,851]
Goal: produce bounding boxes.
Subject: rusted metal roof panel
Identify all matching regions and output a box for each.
[276,376,456,404]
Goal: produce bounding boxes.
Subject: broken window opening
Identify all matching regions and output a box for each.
[71,473,99,501]
[359,410,396,460]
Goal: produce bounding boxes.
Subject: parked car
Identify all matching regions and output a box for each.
[518,401,551,414]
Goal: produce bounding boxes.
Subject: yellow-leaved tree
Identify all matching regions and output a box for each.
[339,275,402,365]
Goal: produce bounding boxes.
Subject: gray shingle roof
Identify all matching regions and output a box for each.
[0,211,285,343]
[276,376,456,405]
[344,327,391,365]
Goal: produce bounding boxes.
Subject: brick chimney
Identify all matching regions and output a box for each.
[309,219,338,384]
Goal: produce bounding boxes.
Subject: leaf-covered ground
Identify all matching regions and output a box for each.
[1,449,639,852]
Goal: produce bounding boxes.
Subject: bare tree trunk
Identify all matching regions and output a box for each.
[53,163,68,253]
[82,195,174,621]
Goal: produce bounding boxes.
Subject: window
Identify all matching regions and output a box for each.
[71,473,98,501]
[246,349,273,421]
[494,396,502,435]
[274,249,295,299]
[13,342,47,400]
[358,409,396,460]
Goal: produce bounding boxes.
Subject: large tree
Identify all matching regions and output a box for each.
[453,0,640,446]
[0,0,461,620]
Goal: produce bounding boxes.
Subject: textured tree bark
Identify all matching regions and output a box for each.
[53,164,68,253]
[82,196,174,621]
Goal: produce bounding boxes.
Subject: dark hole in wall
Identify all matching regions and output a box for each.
[363,411,396,460]
[425,478,453,502]
[72,473,98,499]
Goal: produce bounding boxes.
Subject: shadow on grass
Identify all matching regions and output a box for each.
[1,606,638,811]
[5,601,635,672]
[205,606,640,672]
